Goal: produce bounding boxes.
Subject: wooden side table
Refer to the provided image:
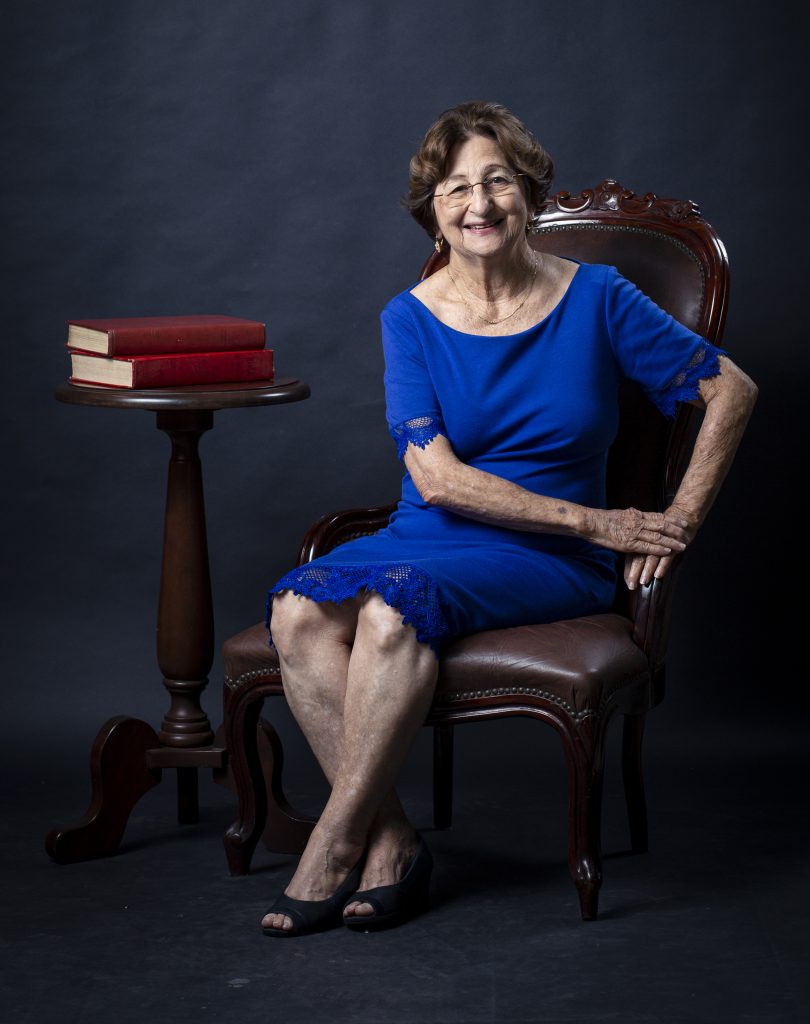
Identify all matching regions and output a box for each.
[46,378,310,863]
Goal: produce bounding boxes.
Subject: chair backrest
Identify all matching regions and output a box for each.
[420,178,730,621]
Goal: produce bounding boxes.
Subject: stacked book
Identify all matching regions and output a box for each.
[66,314,273,389]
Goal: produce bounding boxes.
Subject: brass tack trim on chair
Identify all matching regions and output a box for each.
[224,667,282,692]
[435,670,650,722]
[437,684,589,719]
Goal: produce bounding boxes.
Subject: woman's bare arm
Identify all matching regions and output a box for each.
[624,353,758,589]
[404,434,691,560]
[403,354,757,576]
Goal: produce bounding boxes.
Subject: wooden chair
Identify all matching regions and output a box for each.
[220,179,729,920]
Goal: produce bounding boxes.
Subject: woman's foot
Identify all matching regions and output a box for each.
[343,825,421,920]
[343,833,433,930]
[261,827,365,934]
[261,859,364,937]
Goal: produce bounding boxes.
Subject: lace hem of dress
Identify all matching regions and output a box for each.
[651,341,728,418]
[266,562,450,655]
[389,415,446,460]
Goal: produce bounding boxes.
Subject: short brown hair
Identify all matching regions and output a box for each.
[404,101,554,239]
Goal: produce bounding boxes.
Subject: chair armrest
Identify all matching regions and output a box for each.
[296,503,397,566]
[626,401,699,668]
[628,554,684,670]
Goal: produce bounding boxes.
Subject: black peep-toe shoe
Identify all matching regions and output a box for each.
[261,861,364,938]
[343,836,433,932]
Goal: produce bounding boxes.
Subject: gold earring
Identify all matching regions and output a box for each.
[434,236,443,253]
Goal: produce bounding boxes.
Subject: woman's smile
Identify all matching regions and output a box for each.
[463,218,504,234]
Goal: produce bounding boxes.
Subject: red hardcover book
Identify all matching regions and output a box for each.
[66,314,266,356]
[69,348,275,389]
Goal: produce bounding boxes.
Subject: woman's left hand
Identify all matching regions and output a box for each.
[624,551,670,590]
[624,504,699,590]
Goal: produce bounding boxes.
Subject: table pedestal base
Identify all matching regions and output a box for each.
[46,717,161,863]
[45,715,312,862]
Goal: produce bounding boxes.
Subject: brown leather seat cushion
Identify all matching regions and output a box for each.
[223,613,649,718]
[436,614,650,718]
[223,622,283,692]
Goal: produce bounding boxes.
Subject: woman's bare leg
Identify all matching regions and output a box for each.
[263,591,438,931]
[269,592,416,835]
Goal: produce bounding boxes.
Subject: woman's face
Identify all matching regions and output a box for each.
[432,134,529,260]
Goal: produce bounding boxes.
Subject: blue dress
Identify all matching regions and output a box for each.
[268,261,725,653]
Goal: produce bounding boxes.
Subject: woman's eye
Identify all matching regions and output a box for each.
[448,184,470,196]
[487,176,509,185]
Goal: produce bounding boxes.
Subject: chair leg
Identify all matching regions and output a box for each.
[432,724,454,830]
[214,717,315,861]
[222,692,267,875]
[622,713,649,854]
[561,717,606,921]
[219,688,316,875]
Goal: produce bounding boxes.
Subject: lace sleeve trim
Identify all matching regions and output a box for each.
[650,340,728,418]
[389,415,446,460]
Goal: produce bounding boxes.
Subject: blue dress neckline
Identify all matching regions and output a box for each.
[405,259,582,340]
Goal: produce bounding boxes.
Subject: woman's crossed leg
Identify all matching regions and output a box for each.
[262,589,438,932]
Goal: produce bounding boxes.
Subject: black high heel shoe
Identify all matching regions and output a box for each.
[262,860,364,938]
[343,836,433,932]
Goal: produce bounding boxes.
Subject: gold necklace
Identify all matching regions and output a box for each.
[447,254,540,326]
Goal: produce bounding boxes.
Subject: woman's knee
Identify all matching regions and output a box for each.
[356,595,421,655]
[269,592,326,661]
[270,591,359,664]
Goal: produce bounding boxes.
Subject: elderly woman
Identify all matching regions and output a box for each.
[262,101,757,936]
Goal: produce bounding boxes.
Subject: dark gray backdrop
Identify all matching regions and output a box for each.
[3,0,805,750]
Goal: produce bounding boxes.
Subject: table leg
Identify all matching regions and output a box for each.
[155,409,215,751]
[46,410,223,862]
[45,716,161,863]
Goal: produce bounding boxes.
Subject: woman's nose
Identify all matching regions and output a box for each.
[467,182,493,214]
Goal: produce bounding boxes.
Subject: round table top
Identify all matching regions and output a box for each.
[54,376,310,412]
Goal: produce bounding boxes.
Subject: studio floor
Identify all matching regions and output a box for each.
[3,715,808,1024]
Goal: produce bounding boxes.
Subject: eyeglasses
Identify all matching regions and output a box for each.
[434,173,525,208]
